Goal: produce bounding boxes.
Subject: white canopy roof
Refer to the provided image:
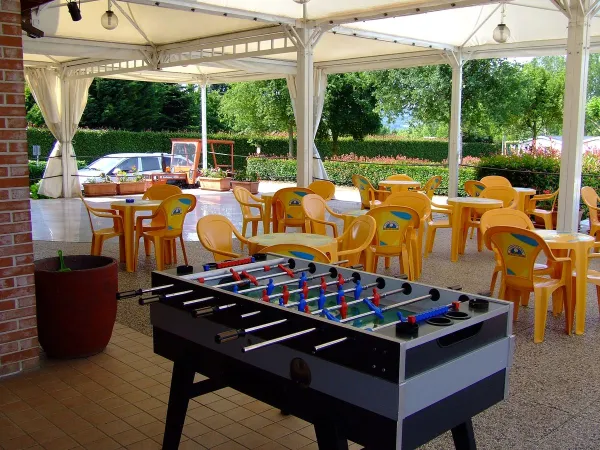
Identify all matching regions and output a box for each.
[23,0,600,84]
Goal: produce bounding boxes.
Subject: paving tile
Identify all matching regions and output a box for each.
[179,440,207,449]
[275,432,312,450]
[98,420,133,436]
[228,394,256,406]
[277,417,309,432]
[137,420,165,438]
[234,431,271,449]
[208,399,239,414]
[222,407,255,422]
[112,429,147,446]
[254,442,287,450]
[218,422,253,439]
[188,406,220,421]
[215,388,239,398]
[183,421,212,439]
[122,390,152,403]
[42,435,80,450]
[112,404,143,419]
[257,424,293,441]
[126,438,162,450]
[134,397,164,411]
[0,434,38,450]
[82,436,122,450]
[131,378,160,390]
[123,412,156,428]
[29,425,66,444]
[212,441,248,450]
[196,393,222,405]
[70,428,108,445]
[239,416,274,431]
[244,401,273,414]
[200,413,235,430]
[295,426,315,441]
[194,430,230,448]
[260,409,286,423]
[85,411,119,426]
[146,405,167,422]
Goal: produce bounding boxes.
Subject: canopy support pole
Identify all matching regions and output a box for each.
[60,75,71,198]
[295,22,316,187]
[448,52,463,198]
[557,0,591,232]
[200,80,208,171]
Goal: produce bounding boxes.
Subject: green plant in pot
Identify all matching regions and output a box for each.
[197,167,231,191]
[82,172,117,197]
[231,170,260,194]
[116,166,147,195]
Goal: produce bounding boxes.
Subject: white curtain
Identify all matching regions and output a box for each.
[25,68,92,198]
[286,69,329,181]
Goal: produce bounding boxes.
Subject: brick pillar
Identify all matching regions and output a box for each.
[0,0,39,377]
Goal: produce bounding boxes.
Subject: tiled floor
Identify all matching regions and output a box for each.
[0,323,335,450]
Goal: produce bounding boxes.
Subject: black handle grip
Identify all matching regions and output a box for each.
[117,289,141,300]
[215,329,243,344]
[192,307,214,318]
[138,297,160,305]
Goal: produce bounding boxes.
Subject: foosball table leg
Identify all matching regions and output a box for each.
[451,418,477,450]
[163,361,196,450]
[314,422,349,450]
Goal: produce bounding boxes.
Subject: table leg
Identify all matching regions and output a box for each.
[574,246,589,335]
[314,422,348,450]
[451,205,462,263]
[162,361,195,450]
[122,210,135,272]
[263,198,272,234]
[451,418,477,450]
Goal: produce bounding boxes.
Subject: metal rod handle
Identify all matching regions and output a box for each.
[182,258,287,281]
[314,337,348,352]
[243,328,316,353]
[183,296,214,306]
[117,284,173,299]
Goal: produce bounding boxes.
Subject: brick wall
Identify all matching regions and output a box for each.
[0,0,38,377]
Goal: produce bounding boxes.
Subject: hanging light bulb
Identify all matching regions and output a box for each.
[101,0,119,30]
[493,4,510,44]
[292,0,311,4]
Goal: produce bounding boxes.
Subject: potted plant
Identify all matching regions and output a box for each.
[197,167,231,191]
[116,167,147,195]
[231,170,260,194]
[82,173,117,197]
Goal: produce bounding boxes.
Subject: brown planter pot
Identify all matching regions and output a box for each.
[83,182,117,197]
[231,180,260,194]
[198,177,231,191]
[117,181,147,195]
[34,255,118,358]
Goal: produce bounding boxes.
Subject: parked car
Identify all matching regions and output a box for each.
[78,153,185,185]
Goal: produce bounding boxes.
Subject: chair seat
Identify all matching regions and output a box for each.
[243,214,262,221]
[533,209,552,215]
[143,230,181,239]
[532,275,565,289]
[95,227,122,237]
[429,219,450,227]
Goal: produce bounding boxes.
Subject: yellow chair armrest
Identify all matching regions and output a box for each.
[248,192,265,203]
[238,201,264,214]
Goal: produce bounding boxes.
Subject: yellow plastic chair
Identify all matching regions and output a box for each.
[301,194,344,237]
[273,187,314,232]
[418,175,443,200]
[481,175,512,187]
[464,180,486,197]
[579,243,600,316]
[480,209,551,296]
[233,186,265,246]
[141,184,183,255]
[260,244,330,263]
[197,215,250,262]
[335,215,377,269]
[366,206,420,280]
[484,226,572,343]
[308,180,336,201]
[526,189,558,230]
[352,175,386,209]
[134,194,196,270]
[383,192,431,278]
[425,205,453,256]
[80,194,124,258]
[581,187,600,240]
[386,174,414,181]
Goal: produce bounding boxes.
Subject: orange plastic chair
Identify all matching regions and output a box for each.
[141,184,183,255]
[197,215,250,262]
[581,187,600,240]
[425,205,453,256]
[481,175,512,187]
[352,175,386,209]
[386,174,414,181]
[366,206,420,280]
[526,189,558,230]
[418,175,443,200]
[383,192,431,278]
[134,194,196,270]
[464,180,486,197]
[260,244,330,263]
[273,187,314,232]
[335,215,377,269]
[233,186,265,246]
[308,180,336,201]
[484,226,572,343]
[579,243,600,316]
[80,194,124,258]
[301,194,344,237]
[479,209,551,295]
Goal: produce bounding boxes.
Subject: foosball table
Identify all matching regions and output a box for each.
[120,254,515,450]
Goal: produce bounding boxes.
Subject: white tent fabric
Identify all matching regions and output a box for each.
[286,70,329,181]
[25,68,92,198]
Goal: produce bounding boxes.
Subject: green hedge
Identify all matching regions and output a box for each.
[27,128,500,171]
[28,160,87,185]
[246,157,477,195]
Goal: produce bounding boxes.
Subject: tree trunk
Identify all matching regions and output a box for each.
[288,121,294,158]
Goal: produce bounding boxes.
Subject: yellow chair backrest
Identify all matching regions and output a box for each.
[422,175,443,199]
[273,187,313,223]
[308,180,335,201]
[338,215,377,265]
[157,194,196,236]
[197,215,238,262]
[464,180,486,197]
[261,244,330,263]
[302,194,328,235]
[352,174,375,209]
[480,209,534,250]
[481,175,512,187]
[233,186,258,218]
[143,184,182,200]
[386,174,414,181]
[582,186,600,226]
[484,226,551,287]
[480,186,518,208]
[383,191,431,222]
[366,206,419,252]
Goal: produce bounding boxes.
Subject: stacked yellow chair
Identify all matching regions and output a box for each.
[308,180,336,201]
[418,175,443,200]
[525,189,558,230]
[581,186,600,240]
[352,175,387,209]
[134,194,196,270]
[484,226,572,343]
[366,206,419,280]
[233,186,265,245]
[273,187,314,232]
[301,194,344,237]
[480,175,512,187]
[335,215,377,269]
[197,215,250,262]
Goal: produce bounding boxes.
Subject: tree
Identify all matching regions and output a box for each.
[219,79,295,155]
[587,97,600,135]
[321,73,381,153]
[25,83,45,127]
